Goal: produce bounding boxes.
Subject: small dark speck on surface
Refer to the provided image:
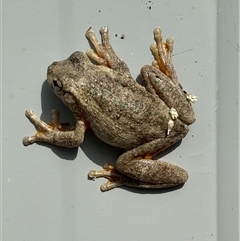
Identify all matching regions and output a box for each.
[115,33,125,40]
[145,0,153,10]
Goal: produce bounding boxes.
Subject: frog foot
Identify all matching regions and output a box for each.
[23,109,58,146]
[85,26,131,74]
[186,94,198,103]
[169,108,179,120]
[88,163,125,191]
[85,27,108,66]
[23,109,86,147]
[166,108,179,135]
[150,28,178,84]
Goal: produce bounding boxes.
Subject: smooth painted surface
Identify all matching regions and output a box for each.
[2,0,239,240]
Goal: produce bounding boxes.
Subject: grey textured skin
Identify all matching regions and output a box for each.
[23,27,197,191]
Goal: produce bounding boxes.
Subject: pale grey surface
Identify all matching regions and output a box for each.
[2,1,239,241]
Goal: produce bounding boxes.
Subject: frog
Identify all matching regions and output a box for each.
[23,26,197,191]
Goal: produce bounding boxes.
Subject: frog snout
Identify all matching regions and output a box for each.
[47,63,59,78]
[47,65,53,75]
[47,65,58,84]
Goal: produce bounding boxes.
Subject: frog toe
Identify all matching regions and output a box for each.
[186,94,198,103]
[22,136,37,146]
[169,108,179,120]
[100,181,123,192]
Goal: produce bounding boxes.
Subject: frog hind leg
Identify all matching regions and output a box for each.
[88,123,189,191]
[85,26,131,75]
[23,109,86,147]
[141,28,197,125]
[88,163,181,192]
[148,28,197,105]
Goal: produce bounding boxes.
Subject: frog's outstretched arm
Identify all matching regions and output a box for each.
[23,109,86,147]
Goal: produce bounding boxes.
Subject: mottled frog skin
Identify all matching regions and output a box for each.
[23,27,197,191]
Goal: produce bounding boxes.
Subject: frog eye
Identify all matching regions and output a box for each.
[52,79,63,92]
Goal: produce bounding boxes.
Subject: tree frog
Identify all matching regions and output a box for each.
[23,27,197,191]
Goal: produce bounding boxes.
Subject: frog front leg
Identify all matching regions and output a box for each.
[89,119,189,191]
[23,109,86,147]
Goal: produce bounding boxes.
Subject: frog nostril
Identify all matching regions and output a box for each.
[47,67,53,74]
[47,62,58,74]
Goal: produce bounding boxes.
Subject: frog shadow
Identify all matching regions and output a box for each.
[39,80,185,194]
